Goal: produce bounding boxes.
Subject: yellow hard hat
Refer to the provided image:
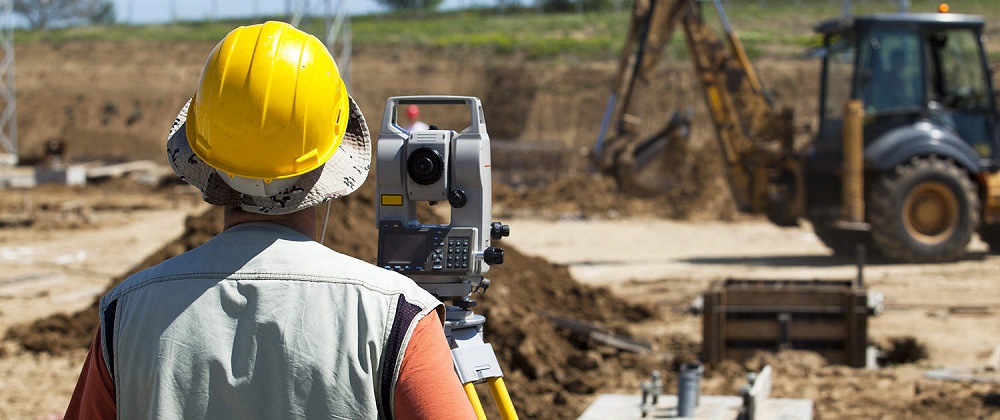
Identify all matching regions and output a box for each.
[186,21,349,181]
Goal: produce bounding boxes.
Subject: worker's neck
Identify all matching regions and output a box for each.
[224,207,319,241]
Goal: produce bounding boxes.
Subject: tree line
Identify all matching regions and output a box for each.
[15,0,114,29]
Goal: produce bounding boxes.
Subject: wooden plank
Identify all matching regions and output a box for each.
[725,319,846,341]
[723,290,849,307]
[720,278,854,292]
[702,279,869,367]
[723,304,847,314]
[537,310,653,353]
[849,294,868,367]
[702,290,721,364]
[720,288,729,361]
[789,320,847,341]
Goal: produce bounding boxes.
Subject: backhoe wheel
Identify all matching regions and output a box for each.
[870,156,980,263]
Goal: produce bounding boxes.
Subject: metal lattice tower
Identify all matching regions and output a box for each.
[288,0,352,89]
[0,0,16,166]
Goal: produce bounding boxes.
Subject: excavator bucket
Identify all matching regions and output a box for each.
[595,0,802,216]
[613,109,694,195]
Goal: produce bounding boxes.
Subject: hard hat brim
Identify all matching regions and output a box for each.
[166,95,371,215]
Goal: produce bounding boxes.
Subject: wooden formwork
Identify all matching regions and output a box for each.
[702,278,869,368]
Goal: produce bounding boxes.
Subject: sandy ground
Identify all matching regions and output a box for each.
[1,17,998,417]
[0,196,998,418]
[501,217,1000,386]
[0,188,206,419]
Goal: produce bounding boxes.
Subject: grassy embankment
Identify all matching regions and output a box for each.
[13,0,999,60]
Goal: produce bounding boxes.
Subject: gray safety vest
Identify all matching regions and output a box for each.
[98,222,442,419]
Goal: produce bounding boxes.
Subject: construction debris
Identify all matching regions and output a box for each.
[579,365,813,419]
[537,310,653,353]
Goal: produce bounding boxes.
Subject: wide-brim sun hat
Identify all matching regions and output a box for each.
[165,96,371,215]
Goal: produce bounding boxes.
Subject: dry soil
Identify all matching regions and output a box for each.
[1,34,998,420]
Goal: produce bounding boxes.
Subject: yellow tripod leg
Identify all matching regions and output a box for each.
[487,377,519,420]
[464,382,488,420]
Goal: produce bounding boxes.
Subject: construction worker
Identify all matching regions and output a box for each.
[64,21,475,420]
[403,104,430,132]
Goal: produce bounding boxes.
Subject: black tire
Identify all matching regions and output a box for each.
[869,156,980,263]
[808,207,880,259]
[979,224,1000,255]
[812,224,877,259]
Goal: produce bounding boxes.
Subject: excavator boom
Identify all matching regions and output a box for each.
[594,0,802,223]
[596,2,1000,260]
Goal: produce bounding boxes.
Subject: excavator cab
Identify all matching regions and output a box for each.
[595,0,999,261]
[809,13,1000,261]
[815,14,996,155]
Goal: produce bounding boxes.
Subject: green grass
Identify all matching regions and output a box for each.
[12,0,1000,60]
[349,10,624,58]
[14,19,252,43]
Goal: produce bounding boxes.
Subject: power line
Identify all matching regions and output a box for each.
[288,0,353,90]
[0,0,17,166]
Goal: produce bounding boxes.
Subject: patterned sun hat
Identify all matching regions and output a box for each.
[165,96,371,215]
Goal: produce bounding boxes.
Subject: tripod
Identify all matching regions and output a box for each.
[443,303,519,419]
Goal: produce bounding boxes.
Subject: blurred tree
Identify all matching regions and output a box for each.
[84,0,115,25]
[375,0,445,12]
[14,0,115,29]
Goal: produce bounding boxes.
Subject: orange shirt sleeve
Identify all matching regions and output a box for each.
[394,311,477,420]
[65,330,116,420]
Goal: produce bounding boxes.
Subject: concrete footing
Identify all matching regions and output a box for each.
[0,165,37,188]
[1,161,167,189]
[578,393,813,420]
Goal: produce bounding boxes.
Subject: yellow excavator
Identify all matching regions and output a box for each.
[592,0,1000,262]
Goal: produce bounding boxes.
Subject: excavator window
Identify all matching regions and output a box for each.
[927,29,990,112]
[821,34,855,121]
[926,28,995,158]
[857,29,924,114]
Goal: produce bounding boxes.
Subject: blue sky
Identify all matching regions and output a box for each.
[115,0,484,24]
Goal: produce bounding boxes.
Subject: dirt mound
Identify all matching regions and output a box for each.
[491,135,743,221]
[4,36,998,419]
[475,243,665,417]
[701,350,1000,420]
[18,181,995,419]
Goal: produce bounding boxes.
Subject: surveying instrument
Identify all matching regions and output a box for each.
[375,96,517,419]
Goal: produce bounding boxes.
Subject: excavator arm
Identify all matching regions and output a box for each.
[594,0,803,223]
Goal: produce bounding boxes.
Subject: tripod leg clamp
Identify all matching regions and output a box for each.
[452,342,504,384]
